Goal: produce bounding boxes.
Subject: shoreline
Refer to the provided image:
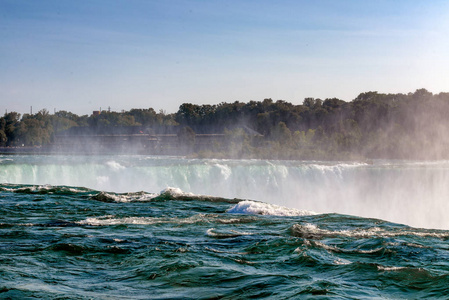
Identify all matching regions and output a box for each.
[0,146,445,163]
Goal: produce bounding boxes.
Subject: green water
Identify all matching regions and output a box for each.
[1,184,449,299]
[2,155,449,298]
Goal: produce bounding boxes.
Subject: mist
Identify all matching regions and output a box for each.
[2,89,449,230]
[1,155,448,230]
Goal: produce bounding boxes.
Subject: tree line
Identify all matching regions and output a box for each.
[1,88,449,159]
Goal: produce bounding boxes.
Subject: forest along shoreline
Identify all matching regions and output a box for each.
[1,89,448,160]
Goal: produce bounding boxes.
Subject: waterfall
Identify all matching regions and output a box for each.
[1,155,449,229]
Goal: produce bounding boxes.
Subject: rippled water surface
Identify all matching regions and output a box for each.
[2,184,449,299]
[2,155,449,298]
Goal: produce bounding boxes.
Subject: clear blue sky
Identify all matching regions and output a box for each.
[1,0,448,115]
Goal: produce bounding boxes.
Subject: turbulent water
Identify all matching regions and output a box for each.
[1,155,449,298]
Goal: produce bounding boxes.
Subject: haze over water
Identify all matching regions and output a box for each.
[1,155,447,229]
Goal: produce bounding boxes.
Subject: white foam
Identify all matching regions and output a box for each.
[357,248,384,254]
[312,240,342,252]
[94,191,155,203]
[106,161,125,170]
[93,188,196,203]
[309,162,368,173]
[77,214,207,226]
[204,246,248,255]
[159,187,194,197]
[213,163,232,180]
[0,187,16,192]
[227,200,315,216]
[77,216,153,226]
[334,258,352,265]
[206,228,252,237]
[377,265,407,271]
[0,184,66,193]
[97,192,129,202]
[291,223,449,239]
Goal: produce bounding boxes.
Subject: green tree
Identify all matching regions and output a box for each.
[4,112,21,146]
[16,118,51,146]
[271,121,292,144]
[0,117,6,146]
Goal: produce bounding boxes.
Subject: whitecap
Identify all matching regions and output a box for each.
[206,228,252,238]
[159,187,194,198]
[377,265,407,271]
[227,200,315,217]
[77,214,208,226]
[291,223,449,239]
[77,216,155,226]
[334,258,352,265]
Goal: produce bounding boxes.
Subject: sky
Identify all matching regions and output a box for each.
[1,0,449,116]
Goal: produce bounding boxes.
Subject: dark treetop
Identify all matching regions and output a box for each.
[1,89,448,159]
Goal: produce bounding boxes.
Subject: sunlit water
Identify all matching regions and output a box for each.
[1,155,449,298]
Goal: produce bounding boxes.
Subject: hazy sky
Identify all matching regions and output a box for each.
[1,0,449,115]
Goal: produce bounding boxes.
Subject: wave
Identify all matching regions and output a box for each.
[0,183,240,204]
[0,183,92,195]
[227,200,315,216]
[0,182,316,219]
[290,223,449,239]
[48,242,130,255]
[206,228,253,238]
[5,183,444,235]
[91,187,241,203]
[91,191,157,203]
[76,214,210,226]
